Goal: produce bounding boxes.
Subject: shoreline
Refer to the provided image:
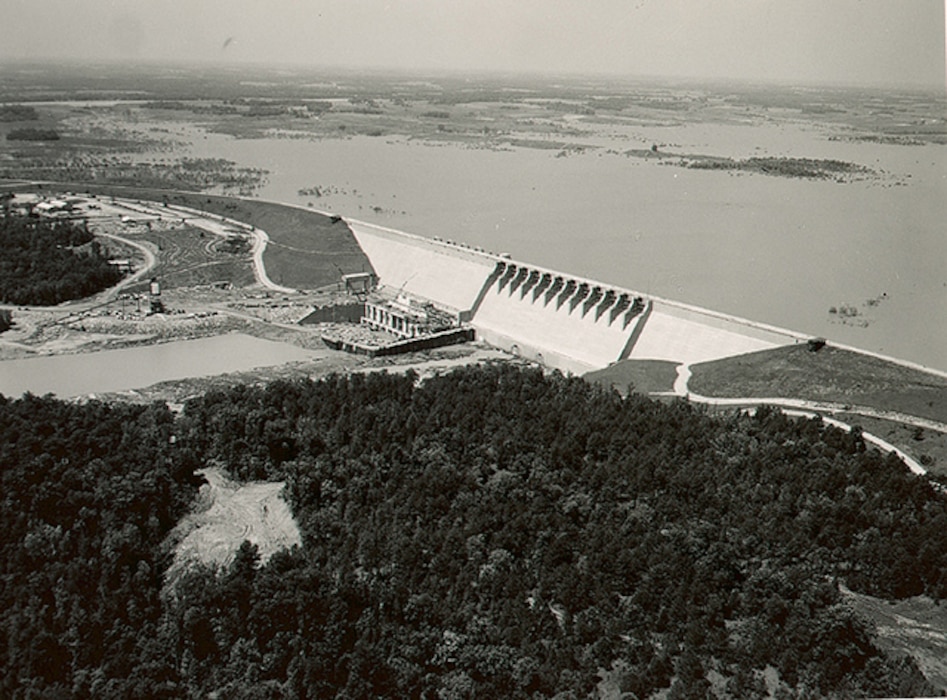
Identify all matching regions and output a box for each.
[2,183,944,401]
[20,178,947,377]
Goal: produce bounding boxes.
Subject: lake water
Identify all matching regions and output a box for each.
[185,121,947,373]
[0,334,315,399]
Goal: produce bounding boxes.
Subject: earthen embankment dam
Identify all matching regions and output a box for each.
[347,219,805,374]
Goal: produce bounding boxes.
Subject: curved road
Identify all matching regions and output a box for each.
[0,227,159,355]
[0,229,157,318]
[76,196,294,294]
[152,201,297,294]
[97,231,157,299]
[662,362,946,475]
[0,193,299,357]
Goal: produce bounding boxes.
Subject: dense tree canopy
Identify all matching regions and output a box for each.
[0,395,200,698]
[5,128,60,141]
[3,365,946,698]
[0,213,123,305]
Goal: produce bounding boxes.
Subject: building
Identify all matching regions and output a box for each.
[362,293,458,339]
[342,272,376,295]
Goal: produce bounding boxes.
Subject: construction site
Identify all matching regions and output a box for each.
[2,188,945,471]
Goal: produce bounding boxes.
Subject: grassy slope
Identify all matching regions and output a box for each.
[583,359,679,395]
[2,182,374,290]
[690,344,947,424]
[834,413,947,478]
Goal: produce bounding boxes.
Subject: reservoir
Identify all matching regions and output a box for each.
[182,117,947,372]
[0,333,315,399]
[15,87,947,375]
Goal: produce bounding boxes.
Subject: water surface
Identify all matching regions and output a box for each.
[184,127,946,371]
[0,333,315,399]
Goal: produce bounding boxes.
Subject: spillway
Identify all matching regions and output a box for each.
[344,217,804,373]
[472,262,651,373]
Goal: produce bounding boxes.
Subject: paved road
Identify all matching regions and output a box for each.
[85,196,296,294]
[154,201,297,294]
[656,362,945,475]
[0,226,157,335]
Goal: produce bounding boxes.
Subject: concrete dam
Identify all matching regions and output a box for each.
[347,219,804,374]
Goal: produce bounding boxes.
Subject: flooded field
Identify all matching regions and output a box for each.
[2,69,944,371]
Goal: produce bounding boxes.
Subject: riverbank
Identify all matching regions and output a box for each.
[2,185,943,479]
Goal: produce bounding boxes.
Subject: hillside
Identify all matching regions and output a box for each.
[4,366,947,697]
[0,213,123,305]
[690,344,947,425]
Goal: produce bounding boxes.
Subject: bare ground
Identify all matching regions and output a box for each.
[167,466,301,578]
[842,584,947,693]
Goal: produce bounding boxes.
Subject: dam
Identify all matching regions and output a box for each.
[347,219,805,374]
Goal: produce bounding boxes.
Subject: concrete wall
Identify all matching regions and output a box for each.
[472,262,646,374]
[628,301,800,365]
[322,327,474,357]
[373,328,476,357]
[348,220,805,372]
[346,219,495,312]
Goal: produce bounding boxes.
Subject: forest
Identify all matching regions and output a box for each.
[0,213,124,305]
[3,365,947,698]
[0,105,39,122]
[5,128,60,141]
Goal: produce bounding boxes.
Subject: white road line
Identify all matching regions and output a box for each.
[663,362,944,475]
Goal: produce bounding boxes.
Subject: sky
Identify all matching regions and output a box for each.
[1,0,944,88]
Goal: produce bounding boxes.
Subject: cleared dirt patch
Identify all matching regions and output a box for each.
[842,584,947,693]
[168,466,301,576]
[122,222,256,290]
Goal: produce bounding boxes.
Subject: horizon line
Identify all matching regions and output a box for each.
[1,57,943,94]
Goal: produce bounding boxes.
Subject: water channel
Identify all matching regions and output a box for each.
[0,333,315,399]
